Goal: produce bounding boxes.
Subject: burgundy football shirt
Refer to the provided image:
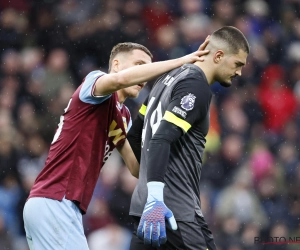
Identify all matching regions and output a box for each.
[29,71,131,213]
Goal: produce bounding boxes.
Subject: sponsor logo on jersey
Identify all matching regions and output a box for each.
[108,120,125,145]
[103,140,112,163]
[180,93,196,111]
[172,106,187,119]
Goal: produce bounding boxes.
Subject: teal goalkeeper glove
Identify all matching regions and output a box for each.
[137,181,177,247]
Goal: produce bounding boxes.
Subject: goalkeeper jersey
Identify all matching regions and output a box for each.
[130,64,212,222]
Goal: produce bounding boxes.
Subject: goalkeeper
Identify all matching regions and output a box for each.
[128,26,250,250]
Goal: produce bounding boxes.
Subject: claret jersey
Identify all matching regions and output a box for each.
[29,70,131,213]
[130,64,212,222]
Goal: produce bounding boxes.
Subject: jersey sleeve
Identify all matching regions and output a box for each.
[163,77,212,132]
[79,70,112,104]
[137,96,148,119]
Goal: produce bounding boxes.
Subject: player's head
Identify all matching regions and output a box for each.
[206,26,249,87]
[109,42,153,98]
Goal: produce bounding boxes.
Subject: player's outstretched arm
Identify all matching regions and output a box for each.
[94,38,210,96]
[116,139,140,178]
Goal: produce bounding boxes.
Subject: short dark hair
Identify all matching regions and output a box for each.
[211,26,250,54]
[108,42,153,72]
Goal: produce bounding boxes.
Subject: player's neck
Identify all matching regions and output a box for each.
[117,90,126,104]
[194,61,215,85]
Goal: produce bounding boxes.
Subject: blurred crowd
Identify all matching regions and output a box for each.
[0,0,300,249]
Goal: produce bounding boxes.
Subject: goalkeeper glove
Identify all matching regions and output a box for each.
[137,181,177,247]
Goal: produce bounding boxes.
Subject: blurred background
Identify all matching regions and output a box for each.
[0,0,300,249]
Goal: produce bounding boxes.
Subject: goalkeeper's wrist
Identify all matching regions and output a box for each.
[147,181,164,202]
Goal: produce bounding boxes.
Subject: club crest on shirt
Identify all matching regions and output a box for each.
[180,93,196,111]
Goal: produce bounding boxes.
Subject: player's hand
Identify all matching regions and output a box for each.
[181,35,210,64]
[137,200,177,247]
[137,182,177,247]
[198,35,210,52]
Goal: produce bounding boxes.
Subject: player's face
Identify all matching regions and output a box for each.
[216,49,248,87]
[119,49,152,98]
